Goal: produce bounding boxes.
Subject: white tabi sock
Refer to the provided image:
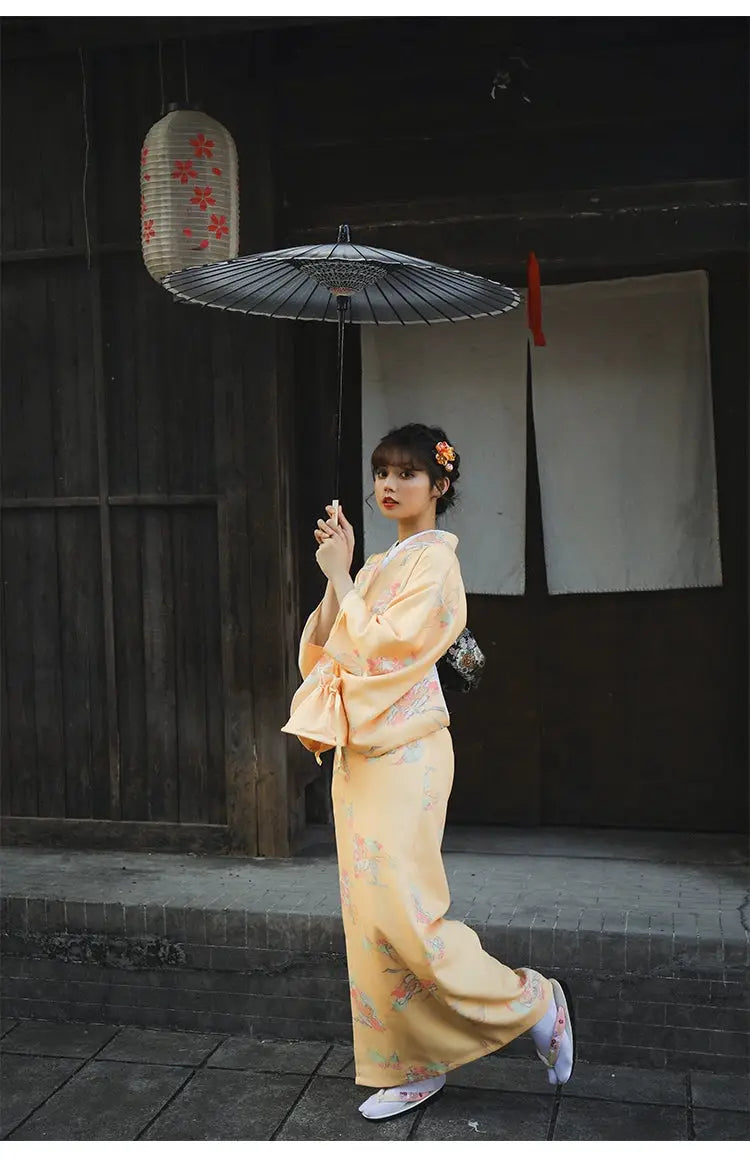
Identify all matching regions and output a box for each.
[529,992,574,1085]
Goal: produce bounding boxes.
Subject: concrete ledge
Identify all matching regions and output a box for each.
[2,840,748,1074]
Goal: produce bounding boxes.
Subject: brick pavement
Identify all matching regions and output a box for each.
[1,1018,748,1140]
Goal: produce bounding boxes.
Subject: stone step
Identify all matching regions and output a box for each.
[1,835,748,1075]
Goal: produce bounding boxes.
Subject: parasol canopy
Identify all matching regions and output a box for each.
[162,225,520,323]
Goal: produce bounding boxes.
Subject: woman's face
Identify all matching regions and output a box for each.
[373,458,444,521]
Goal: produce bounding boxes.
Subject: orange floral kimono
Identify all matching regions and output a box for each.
[282,529,552,1087]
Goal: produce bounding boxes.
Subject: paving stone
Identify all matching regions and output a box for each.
[8,1060,188,1140]
[1,1020,119,1058]
[206,1035,328,1074]
[143,1069,306,1140]
[0,1019,18,1039]
[317,1044,356,1079]
[0,1054,81,1136]
[693,1108,750,1140]
[98,1027,224,1066]
[563,1060,687,1106]
[690,1071,749,1112]
[447,1053,552,1095]
[415,1085,552,1140]
[554,1096,687,1140]
[277,1075,413,1140]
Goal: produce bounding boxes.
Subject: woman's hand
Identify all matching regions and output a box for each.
[314,505,355,575]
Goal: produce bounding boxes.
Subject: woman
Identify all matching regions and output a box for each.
[282,422,575,1121]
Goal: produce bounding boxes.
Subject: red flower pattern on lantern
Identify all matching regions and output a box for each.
[141,195,148,215]
[190,132,214,158]
[143,219,156,243]
[141,147,149,167]
[183,228,193,237]
[212,167,222,176]
[172,159,198,184]
[190,186,216,211]
[208,214,229,240]
[199,240,209,249]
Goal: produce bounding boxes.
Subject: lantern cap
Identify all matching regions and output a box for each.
[166,100,204,113]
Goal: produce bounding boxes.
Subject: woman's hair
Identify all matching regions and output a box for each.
[369,422,461,517]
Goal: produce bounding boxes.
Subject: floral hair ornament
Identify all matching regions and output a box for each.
[435,441,456,472]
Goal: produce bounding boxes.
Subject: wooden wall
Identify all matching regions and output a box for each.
[1,34,301,854]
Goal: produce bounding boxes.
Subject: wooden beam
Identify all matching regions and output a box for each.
[0,16,360,59]
[284,180,748,275]
[83,48,121,823]
[0,815,229,853]
[242,32,293,858]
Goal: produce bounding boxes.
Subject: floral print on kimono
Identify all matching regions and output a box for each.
[350,982,387,1031]
[353,833,394,886]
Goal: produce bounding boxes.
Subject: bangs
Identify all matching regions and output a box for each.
[371,442,430,475]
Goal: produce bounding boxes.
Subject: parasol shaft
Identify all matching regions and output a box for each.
[331,295,349,525]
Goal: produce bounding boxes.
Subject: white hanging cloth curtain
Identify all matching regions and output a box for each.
[530,270,723,595]
[361,309,528,595]
[360,268,722,598]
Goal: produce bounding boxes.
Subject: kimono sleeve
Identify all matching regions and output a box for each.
[323,544,461,676]
[297,600,326,680]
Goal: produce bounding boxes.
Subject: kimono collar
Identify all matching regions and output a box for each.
[381,528,458,566]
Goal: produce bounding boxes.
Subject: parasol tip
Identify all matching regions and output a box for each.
[331,499,340,526]
[337,224,351,244]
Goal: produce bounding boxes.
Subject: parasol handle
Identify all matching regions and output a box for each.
[331,499,339,527]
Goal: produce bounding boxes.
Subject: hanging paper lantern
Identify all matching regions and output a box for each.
[140,107,239,284]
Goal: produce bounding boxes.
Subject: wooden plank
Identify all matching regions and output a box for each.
[1,513,38,816]
[0,562,9,816]
[205,30,296,857]
[1,495,219,508]
[57,509,107,818]
[92,45,162,249]
[2,266,56,499]
[286,180,748,238]
[243,315,291,857]
[49,261,98,498]
[84,55,121,821]
[141,507,178,822]
[28,510,67,818]
[161,269,218,498]
[0,815,229,853]
[212,320,256,853]
[102,254,140,496]
[134,268,169,496]
[201,509,227,827]
[2,497,99,508]
[1,15,356,59]
[172,508,210,824]
[1,242,139,262]
[111,507,148,822]
[109,495,219,506]
[0,54,86,252]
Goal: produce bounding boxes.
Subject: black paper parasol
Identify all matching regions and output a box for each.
[163,224,520,520]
